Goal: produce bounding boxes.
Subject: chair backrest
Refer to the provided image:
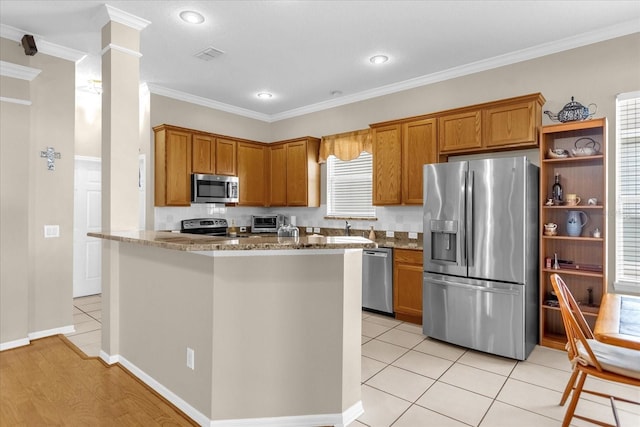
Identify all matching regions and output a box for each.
[550,274,604,372]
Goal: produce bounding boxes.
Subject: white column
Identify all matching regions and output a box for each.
[99,5,150,359]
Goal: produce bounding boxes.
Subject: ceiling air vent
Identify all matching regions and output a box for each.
[194,46,225,61]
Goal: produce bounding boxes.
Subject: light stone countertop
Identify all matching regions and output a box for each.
[88,230,377,251]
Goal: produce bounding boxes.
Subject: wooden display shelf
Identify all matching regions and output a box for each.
[541,303,600,317]
[541,268,603,278]
[542,205,603,210]
[540,334,567,351]
[541,235,604,242]
[542,154,604,164]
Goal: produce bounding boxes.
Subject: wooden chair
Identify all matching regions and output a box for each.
[550,273,640,427]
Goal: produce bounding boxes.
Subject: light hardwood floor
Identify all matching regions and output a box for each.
[0,335,196,426]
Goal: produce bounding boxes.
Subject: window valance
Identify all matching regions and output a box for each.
[319,129,372,163]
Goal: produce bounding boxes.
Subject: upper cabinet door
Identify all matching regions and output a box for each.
[156,130,191,206]
[438,110,482,153]
[484,99,540,148]
[215,138,237,176]
[372,124,402,205]
[237,142,267,206]
[402,118,437,204]
[286,141,309,206]
[269,143,287,206]
[192,133,215,174]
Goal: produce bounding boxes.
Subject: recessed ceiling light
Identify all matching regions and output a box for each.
[369,55,389,65]
[257,92,273,100]
[180,10,205,24]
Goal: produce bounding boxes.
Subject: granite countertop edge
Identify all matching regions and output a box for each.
[88,231,378,251]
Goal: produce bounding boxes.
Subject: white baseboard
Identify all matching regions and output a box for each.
[99,350,120,365]
[210,401,364,426]
[113,354,363,427]
[117,355,210,427]
[28,325,75,340]
[1,324,76,351]
[0,337,30,351]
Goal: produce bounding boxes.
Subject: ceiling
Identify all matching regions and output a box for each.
[1,1,639,122]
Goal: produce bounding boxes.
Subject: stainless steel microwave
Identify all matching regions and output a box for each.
[191,174,239,203]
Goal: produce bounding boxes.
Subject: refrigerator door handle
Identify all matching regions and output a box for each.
[460,172,467,266]
[425,276,520,296]
[467,170,474,268]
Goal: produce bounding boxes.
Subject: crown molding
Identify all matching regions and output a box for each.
[146,83,272,123]
[0,24,87,63]
[97,4,151,31]
[0,60,41,81]
[101,43,143,58]
[0,96,32,106]
[269,19,640,122]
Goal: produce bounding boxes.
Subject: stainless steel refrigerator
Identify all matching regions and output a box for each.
[422,156,538,360]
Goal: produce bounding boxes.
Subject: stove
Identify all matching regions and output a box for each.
[180,218,228,236]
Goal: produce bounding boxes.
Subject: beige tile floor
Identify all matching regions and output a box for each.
[66,296,638,426]
[65,294,102,357]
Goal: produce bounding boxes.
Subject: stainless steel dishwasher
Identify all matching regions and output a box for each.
[362,247,393,314]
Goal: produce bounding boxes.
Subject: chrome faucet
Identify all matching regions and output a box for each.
[345,221,351,236]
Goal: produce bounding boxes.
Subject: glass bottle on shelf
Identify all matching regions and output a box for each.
[552,173,563,203]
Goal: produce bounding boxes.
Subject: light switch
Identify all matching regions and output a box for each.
[409,232,418,239]
[386,231,394,238]
[313,227,321,233]
[306,227,313,233]
[44,225,59,238]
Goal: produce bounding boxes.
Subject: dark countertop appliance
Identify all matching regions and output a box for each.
[251,214,283,233]
[180,218,228,236]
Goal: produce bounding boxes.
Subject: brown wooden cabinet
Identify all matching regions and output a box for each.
[393,249,423,324]
[237,142,267,206]
[268,143,287,206]
[372,118,437,205]
[438,93,545,158]
[215,138,237,176]
[438,110,482,153]
[267,137,320,207]
[538,118,607,350]
[154,125,192,206]
[402,118,438,204]
[191,133,215,174]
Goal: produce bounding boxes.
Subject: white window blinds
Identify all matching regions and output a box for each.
[615,91,640,292]
[326,152,376,218]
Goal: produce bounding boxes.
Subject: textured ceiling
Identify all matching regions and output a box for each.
[1,1,639,121]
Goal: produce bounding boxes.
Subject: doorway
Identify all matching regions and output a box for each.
[73,156,101,297]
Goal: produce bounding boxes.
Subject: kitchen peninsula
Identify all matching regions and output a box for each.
[89,231,375,427]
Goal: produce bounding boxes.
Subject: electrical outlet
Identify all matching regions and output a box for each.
[239,226,247,232]
[313,227,321,233]
[306,227,313,233]
[44,225,59,238]
[386,230,394,238]
[408,232,418,239]
[186,347,195,370]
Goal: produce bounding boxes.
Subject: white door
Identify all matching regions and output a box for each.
[73,157,101,297]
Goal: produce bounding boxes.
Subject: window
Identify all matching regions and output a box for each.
[326,152,376,218]
[615,91,640,293]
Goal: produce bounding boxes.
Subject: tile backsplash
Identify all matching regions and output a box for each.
[154,204,423,234]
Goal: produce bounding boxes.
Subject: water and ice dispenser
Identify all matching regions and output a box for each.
[429,219,458,264]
